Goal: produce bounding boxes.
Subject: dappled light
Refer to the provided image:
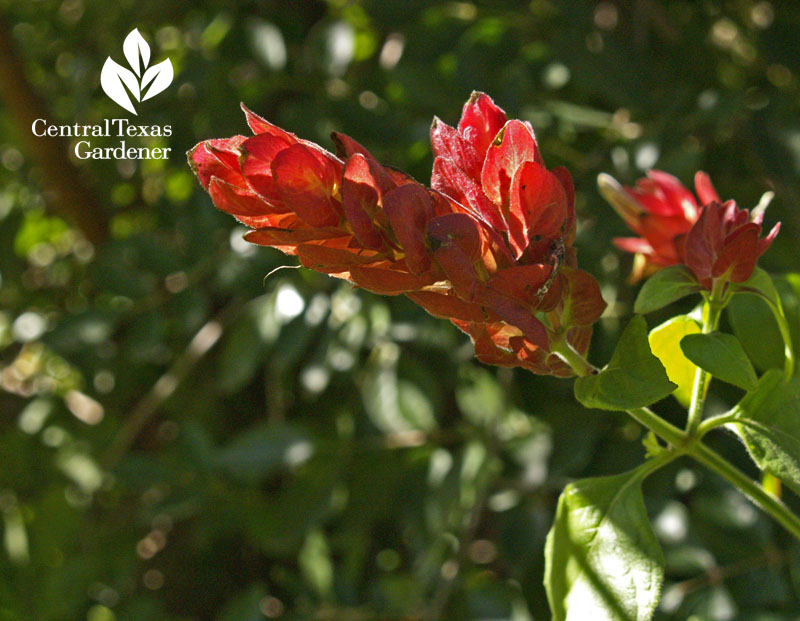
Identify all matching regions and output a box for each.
[0,1,799,619]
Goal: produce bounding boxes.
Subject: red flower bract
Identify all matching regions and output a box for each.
[189,94,606,376]
[598,170,718,281]
[600,170,780,291]
[680,200,780,291]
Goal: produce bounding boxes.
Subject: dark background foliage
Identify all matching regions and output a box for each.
[0,0,799,619]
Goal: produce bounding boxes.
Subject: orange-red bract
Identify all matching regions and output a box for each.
[189,94,606,376]
[598,170,709,281]
[600,169,780,292]
[680,200,780,291]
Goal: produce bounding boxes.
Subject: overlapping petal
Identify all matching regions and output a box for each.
[598,170,707,280]
[681,200,780,290]
[189,93,606,376]
[601,169,780,291]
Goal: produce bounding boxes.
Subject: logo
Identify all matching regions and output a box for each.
[32,28,173,160]
[101,29,173,115]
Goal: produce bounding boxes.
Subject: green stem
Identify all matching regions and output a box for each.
[626,407,687,449]
[634,447,686,485]
[562,351,800,541]
[685,298,723,435]
[630,407,800,541]
[696,409,739,437]
[552,337,598,377]
[774,308,795,380]
[689,442,800,541]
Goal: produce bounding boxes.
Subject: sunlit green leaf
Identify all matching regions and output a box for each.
[456,367,505,427]
[299,529,334,598]
[362,349,436,433]
[575,316,677,411]
[680,332,758,391]
[633,266,701,315]
[648,315,700,407]
[544,469,663,621]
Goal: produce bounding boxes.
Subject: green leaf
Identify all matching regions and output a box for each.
[727,294,784,373]
[642,431,665,459]
[575,316,677,411]
[680,332,758,391]
[634,265,701,314]
[237,455,340,556]
[648,315,700,407]
[456,367,506,427]
[732,266,781,306]
[730,267,793,377]
[362,357,437,433]
[778,274,800,366]
[544,469,664,621]
[733,370,800,494]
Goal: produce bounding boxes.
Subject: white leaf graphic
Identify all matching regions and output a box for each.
[140,58,174,101]
[123,28,150,77]
[100,58,140,115]
[101,28,172,113]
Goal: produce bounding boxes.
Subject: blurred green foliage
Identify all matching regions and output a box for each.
[0,0,799,619]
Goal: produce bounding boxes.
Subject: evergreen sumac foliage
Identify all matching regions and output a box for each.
[189,93,606,376]
[600,170,780,291]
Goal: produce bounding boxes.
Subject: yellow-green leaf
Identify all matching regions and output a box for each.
[648,315,700,407]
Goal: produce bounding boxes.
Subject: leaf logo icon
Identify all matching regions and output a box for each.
[101,29,173,115]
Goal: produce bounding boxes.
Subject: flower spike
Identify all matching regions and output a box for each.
[190,94,607,376]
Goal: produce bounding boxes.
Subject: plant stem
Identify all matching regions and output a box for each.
[689,442,800,541]
[629,407,800,541]
[101,299,243,468]
[685,298,723,435]
[696,409,740,437]
[775,309,796,380]
[552,338,598,377]
[626,407,687,448]
[560,345,800,541]
[635,446,686,480]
